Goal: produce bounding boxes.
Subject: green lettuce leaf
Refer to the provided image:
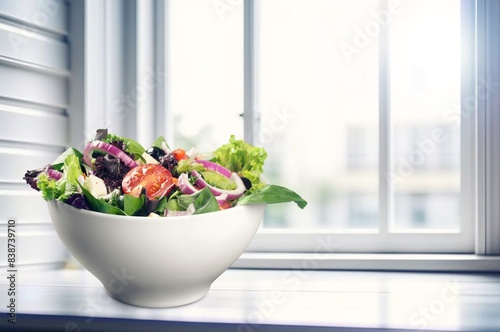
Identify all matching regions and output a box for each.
[36,174,64,201]
[211,135,267,192]
[175,159,206,174]
[236,184,307,209]
[200,170,236,190]
[64,154,82,191]
[37,154,83,201]
[51,147,83,171]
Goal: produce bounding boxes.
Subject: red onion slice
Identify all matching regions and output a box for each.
[177,173,199,195]
[194,160,231,178]
[192,171,246,200]
[83,140,138,169]
[47,168,63,181]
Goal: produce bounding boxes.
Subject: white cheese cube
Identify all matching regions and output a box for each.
[84,174,108,198]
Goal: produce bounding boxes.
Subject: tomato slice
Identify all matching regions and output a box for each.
[122,164,174,200]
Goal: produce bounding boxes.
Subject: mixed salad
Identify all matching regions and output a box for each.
[23,129,307,217]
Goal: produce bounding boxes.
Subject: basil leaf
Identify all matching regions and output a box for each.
[79,184,126,215]
[177,188,220,214]
[193,188,220,214]
[165,198,181,211]
[151,135,171,151]
[153,196,168,214]
[123,194,145,216]
[236,184,307,209]
[178,194,197,210]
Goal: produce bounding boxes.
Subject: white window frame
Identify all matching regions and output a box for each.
[69,0,500,271]
[69,0,169,150]
[476,0,500,255]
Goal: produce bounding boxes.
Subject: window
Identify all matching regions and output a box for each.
[14,0,497,271]
[167,0,477,253]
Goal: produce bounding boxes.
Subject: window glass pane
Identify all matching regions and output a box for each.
[167,0,462,235]
[169,0,243,151]
[394,193,460,229]
[255,0,379,229]
[390,0,461,230]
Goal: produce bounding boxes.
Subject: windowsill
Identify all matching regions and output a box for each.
[234,253,500,271]
[2,268,500,331]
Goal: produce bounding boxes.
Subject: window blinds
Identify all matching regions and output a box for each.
[0,0,69,270]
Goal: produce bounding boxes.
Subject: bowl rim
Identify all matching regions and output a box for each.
[48,200,266,223]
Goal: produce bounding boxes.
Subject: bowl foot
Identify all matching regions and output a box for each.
[104,285,210,308]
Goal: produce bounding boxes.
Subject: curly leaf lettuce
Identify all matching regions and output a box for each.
[37,154,82,201]
[211,135,267,192]
[36,174,63,201]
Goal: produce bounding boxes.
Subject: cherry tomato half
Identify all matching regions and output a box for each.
[122,164,174,200]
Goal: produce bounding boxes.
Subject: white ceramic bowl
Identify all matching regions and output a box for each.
[47,201,265,307]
